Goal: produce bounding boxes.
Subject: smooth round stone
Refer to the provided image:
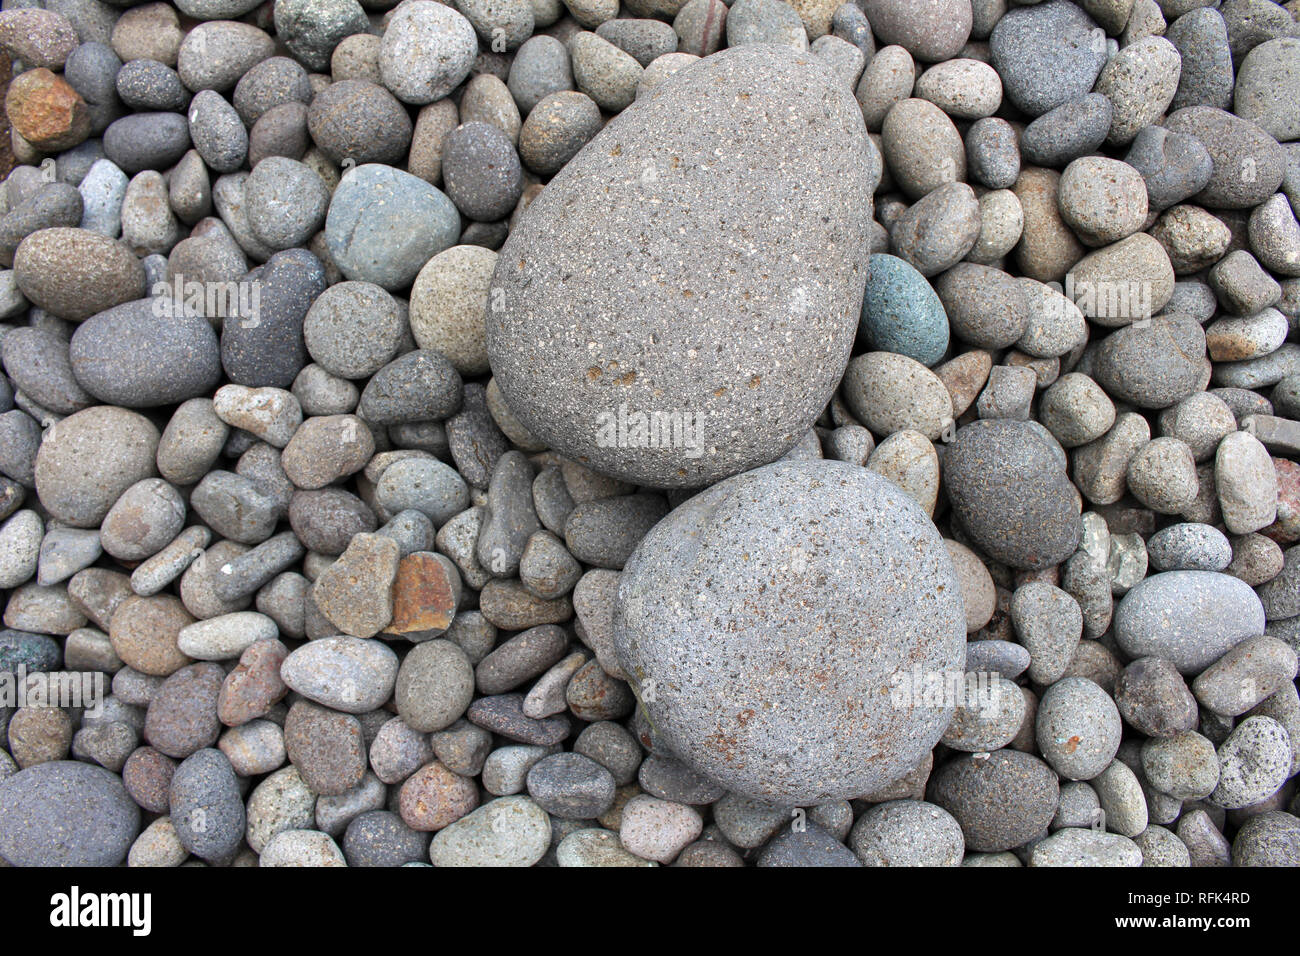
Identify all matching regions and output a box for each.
[1164,107,1286,210]
[34,406,159,528]
[757,822,860,867]
[427,795,551,866]
[343,810,427,867]
[989,0,1108,117]
[244,157,328,251]
[1030,828,1142,866]
[442,122,524,223]
[1235,38,1300,143]
[935,263,1030,350]
[525,752,616,818]
[518,91,602,177]
[302,281,404,381]
[260,829,346,866]
[1036,676,1123,781]
[965,117,1020,190]
[614,459,964,805]
[881,98,965,200]
[222,248,325,387]
[1216,431,1279,536]
[325,164,460,292]
[1094,36,1180,146]
[850,799,964,866]
[726,0,808,51]
[409,245,496,377]
[509,36,574,114]
[1058,158,1148,247]
[488,46,873,488]
[1127,437,1199,515]
[272,0,366,72]
[857,253,948,366]
[12,227,145,321]
[1115,571,1266,675]
[943,420,1081,570]
[914,58,1001,119]
[284,639,400,712]
[930,750,1060,852]
[1232,811,1300,866]
[379,0,478,105]
[1,328,91,416]
[0,761,139,866]
[69,298,221,408]
[395,640,475,733]
[860,0,970,62]
[306,80,413,167]
[842,351,953,440]
[1093,314,1207,409]
[1212,716,1292,809]
[102,113,191,175]
[1124,126,1215,213]
[99,477,185,562]
[233,57,312,125]
[1020,94,1113,168]
[891,182,981,276]
[1148,523,1233,572]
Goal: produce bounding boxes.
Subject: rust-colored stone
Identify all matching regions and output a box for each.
[4,67,89,152]
[1263,458,1300,546]
[387,551,460,636]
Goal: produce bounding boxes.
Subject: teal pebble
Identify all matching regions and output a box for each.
[859,253,950,366]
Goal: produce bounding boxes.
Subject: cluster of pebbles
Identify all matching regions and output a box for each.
[0,0,1298,868]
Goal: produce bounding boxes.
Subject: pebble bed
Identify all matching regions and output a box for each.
[0,0,1297,868]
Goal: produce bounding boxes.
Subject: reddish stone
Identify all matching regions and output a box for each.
[4,67,89,151]
[398,760,479,831]
[218,638,289,726]
[387,551,460,636]
[1263,458,1300,546]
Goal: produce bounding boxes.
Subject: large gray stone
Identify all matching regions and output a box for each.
[488,45,875,488]
[613,459,965,805]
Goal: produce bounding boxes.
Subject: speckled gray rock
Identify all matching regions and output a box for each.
[860,0,968,62]
[930,750,1061,852]
[281,636,399,714]
[614,459,964,804]
[169,748,244,861]
[69,298,221,408]
[1211,716,1292,809]
[272,0,366,72]
[850,799,964,866]
[0,760,139,865]
[325,164,460,291]
[489,45,873,488]
[1165,107,1286,210]
[1115,571,1266,675]
[1037,676,1122,781]
[244,157,329,251]
[395,639,475,733]
[34,406,159,528]
[427,794,551,866]
[379,1,479,105]
[1093,314,1207,410]
[1021,95,1113,169]
[943,420,1081,570]
[102,112,191,175]
[1030,828,1142,866]
[442,122,524,223]
[989,1,1108,118]
[307,81,413,167]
